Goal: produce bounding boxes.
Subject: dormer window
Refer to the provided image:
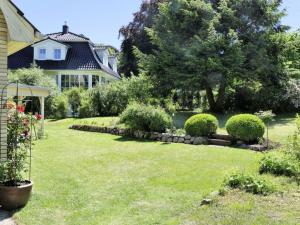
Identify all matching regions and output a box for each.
[32,38,69,61]
[39,48,46,60]
[54,49,61,60]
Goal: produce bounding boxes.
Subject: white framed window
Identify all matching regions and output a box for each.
[54,49,62,60]
[39,48,46,60]
[61,75,89,91]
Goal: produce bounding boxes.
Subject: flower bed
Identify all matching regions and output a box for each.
[70,125,273,151]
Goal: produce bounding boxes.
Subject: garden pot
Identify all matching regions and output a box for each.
[0,181,33,211]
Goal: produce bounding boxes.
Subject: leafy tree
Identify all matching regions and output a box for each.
[66,88,83,117]
[119,0,165,77]
[8,65,55,90]
[143,0,287,112]
[8,65,58,116]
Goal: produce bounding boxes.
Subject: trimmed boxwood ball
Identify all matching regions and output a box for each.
[226,114,265,142]
[184,114,218,137]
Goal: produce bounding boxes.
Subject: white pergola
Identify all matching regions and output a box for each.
[7,84,50,137]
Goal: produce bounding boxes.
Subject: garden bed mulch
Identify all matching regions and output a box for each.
[70,125,276,152]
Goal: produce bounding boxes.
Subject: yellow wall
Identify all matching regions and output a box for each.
[0,9,7,160]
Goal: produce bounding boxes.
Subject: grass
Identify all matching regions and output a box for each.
[14,115,300,225]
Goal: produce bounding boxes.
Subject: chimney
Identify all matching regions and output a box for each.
[108,55,118,73]
[62,22,69,34]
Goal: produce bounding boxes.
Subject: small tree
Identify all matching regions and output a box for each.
[255,110,276,148]
[66,88,82,117]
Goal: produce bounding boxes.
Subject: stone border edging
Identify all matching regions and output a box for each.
[69,125,268,151]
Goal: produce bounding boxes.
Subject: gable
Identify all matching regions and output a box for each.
[32,38,69,61]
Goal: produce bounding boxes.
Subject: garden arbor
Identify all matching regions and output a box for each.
[0,0,40,161]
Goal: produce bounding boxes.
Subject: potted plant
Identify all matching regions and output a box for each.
[0,101,33,211]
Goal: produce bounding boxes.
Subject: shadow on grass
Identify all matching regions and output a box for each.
[113,136,172,145]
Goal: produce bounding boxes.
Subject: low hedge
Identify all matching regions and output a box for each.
[259,154,299,177]
[184,114,218,137]
[226,114,265,142]
[120,103,172,133]
[224,172,274,195]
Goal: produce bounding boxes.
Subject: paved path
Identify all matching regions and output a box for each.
[0,210,15,225]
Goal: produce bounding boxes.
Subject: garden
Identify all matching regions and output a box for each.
[8,114,300,225]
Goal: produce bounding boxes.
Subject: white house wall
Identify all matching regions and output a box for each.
[32,39,68,61]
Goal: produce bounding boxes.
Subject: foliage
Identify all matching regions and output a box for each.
[89,75,154,117]
[259,154,299,177]
[226,114,265,142]
[8,65,55,89]
[140,0,289,112]
[78,95,94,119]
[90,82,129,116]
[284,115,300,161]
[255,110,276,146]
[66,88,83,117]
[271,31,300,79]
[284,79,300,109]
[260,115,300,180]
[126,75,154,103]
[255,111,276,125]
[52,95,68,119]
[8,65,58,117]
[120,103,172,132]
[0,103,31,186]
[184,114,218,137]
[119,0,164,77]
[224,173,274,195]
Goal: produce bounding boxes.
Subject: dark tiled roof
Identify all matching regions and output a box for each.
[47,32,90,42]
[33,37,72,48]
[8,42,120,78]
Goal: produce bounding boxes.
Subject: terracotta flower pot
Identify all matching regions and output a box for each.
[0,181,33,211]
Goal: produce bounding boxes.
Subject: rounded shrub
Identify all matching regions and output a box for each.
[52,95,68,119]
[184,114,218,137]
[120,103,172,132]
[226,114,265,142]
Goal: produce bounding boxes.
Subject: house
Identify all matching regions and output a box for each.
[0,0,41,161]
[8,24,120,92]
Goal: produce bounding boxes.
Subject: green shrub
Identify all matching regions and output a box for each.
[90,82,129,116]
[285,115,300,161]
[79,99,94,118]
[66,88,83,117]
[226,114,265,142]
[120,103,172,132]
[224,173,274,195]
[184,114,218,137]
[259,154,299,177]
[52,95,68,119]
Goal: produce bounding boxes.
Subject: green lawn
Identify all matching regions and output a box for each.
[14,115,299,225]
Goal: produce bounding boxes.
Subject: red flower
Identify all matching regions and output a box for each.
[17,105,25,113]
[35,113,42,120]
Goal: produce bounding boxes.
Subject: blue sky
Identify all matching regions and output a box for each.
[13,0,300,50]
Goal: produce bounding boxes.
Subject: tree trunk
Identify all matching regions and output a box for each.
[205,79,227,113]
[205,86,217,112]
